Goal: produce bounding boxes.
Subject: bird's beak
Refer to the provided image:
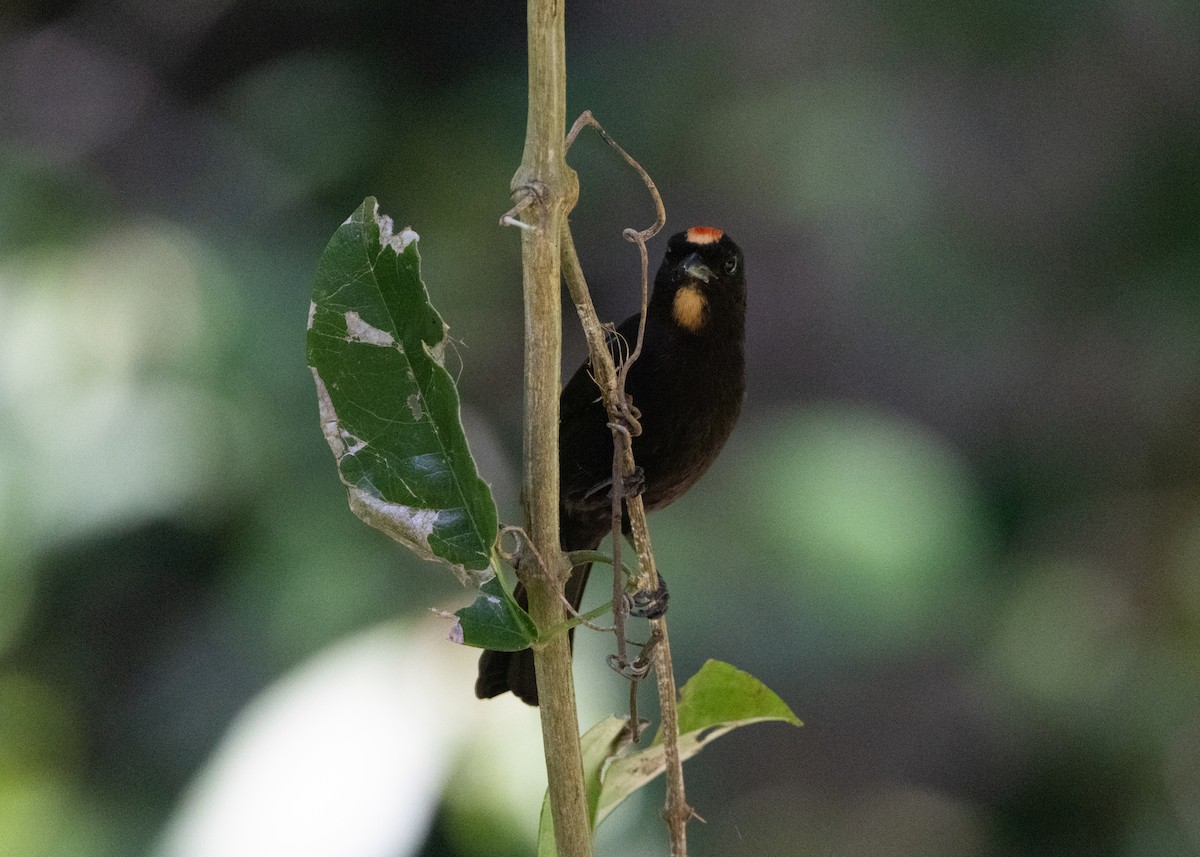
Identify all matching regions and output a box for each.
[682,253,714,283]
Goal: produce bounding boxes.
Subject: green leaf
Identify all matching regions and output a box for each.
[668,658,803,740]
[536,661,799,856]
[595,660,801,826]
[537,717,635,857]
[452,576,537,651]
[307,198,498,579]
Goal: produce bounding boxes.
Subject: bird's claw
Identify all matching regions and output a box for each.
[615,466,645,500]
[627,572,669,619]
[607,652,652,680]
[582,466,646,503]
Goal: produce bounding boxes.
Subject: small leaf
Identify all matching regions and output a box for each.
[595,660,801,826]
[453,577,537,651]
[669,658,803,740]
[307,198,498,580]
[537,717,635,857]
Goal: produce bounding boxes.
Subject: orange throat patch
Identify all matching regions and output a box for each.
[673,284,708,332]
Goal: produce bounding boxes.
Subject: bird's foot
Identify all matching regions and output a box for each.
[607,652,652,680]
[582,465,646,504]
[627,571,669,619]
[617,465,645,500]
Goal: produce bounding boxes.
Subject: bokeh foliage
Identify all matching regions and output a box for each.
[1,1,1198,856]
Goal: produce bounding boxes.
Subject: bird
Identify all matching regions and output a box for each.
[476,226,746,705]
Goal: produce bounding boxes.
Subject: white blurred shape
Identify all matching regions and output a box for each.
[156,623,471,857]
[0,224,256,541]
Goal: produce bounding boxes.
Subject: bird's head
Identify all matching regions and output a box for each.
[655,226,745,335]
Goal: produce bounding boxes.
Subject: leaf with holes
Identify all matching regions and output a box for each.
[307,197,497,579]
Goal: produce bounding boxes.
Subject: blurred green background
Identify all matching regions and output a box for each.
[2,1,1199,855]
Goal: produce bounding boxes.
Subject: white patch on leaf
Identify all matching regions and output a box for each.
[314,369,377,467]
[396,228,419,250]
[348,491,440,554]
[311,367,477,585]
[371,201,420,255]
[307,300,317,330]
[314,370,347,458]
[344,311,396,347]
[424,337,446,367]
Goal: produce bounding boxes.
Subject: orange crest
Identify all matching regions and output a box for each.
[685,226,724,245]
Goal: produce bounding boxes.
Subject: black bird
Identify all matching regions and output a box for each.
[476,226,746,705]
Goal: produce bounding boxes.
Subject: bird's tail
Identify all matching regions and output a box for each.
[475,529,602,706]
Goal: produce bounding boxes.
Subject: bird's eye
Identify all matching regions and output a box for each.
[724,257,739,274]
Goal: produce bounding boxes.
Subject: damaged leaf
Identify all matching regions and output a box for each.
[307,197,498,579]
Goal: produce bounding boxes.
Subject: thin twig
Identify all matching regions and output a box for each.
[569,609,617,634]
[649,619,693,852]
[565,111,666,234]
[609,420,631,672]
[499,181,543,229]
[560,111,693,856]
[564,110,665,402]
[629,679,641,742]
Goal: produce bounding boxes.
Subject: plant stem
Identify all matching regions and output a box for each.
[511,1,590,856]
[650,619,690,856]
[561,226,693,856]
